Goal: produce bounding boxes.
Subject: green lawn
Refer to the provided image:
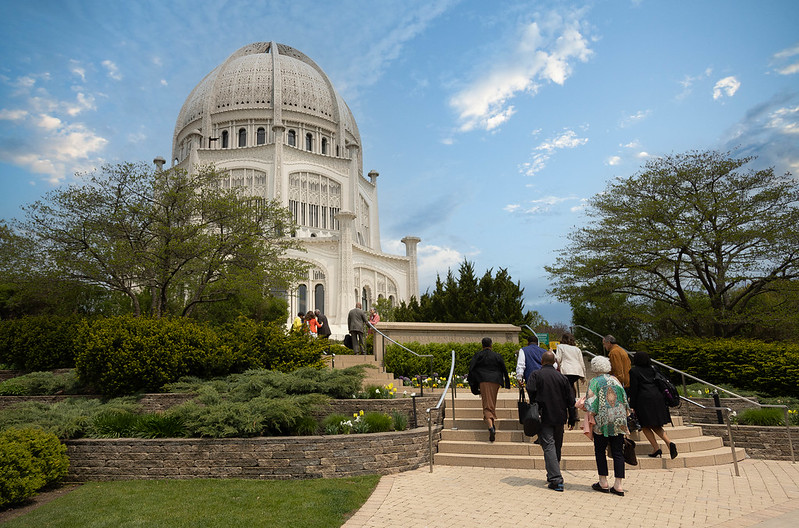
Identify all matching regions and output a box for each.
[3,476,380,528]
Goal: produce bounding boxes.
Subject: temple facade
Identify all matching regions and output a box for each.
[168,42,419,329]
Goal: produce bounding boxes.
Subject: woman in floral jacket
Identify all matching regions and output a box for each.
[583,355,630,496]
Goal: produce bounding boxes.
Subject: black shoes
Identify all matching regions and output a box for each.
[488,426,496,442]
[592,482,609,493]
[548,482,564,492]
[648,449,662,458]
[609,487,625,497]
[669,442,678,459]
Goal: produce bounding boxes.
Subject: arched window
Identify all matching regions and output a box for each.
[257,127,266,145]
[238,128,246,147]
[362,287,368,311]
[305,133,313,151]
[221,130,229,148]
[287,130,296,147]
[321,137,327,155]
[314,284,325,314]
[298,284,307,314]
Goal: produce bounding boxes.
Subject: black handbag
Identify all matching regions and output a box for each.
[627,411,642,432]
[623,437,638,466]
[518,388,541,437]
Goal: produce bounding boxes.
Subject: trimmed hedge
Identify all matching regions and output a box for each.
[74,316,327,396]
[0,315,82,370]
[637,337,799,397]
[0,427,69,507]
[384,341,521,378]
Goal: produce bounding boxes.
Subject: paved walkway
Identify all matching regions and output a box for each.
[343,459,799,528]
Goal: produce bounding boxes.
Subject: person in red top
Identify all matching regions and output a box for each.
[368,308,380,335]
[306,311,319,337]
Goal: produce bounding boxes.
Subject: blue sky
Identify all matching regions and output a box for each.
[1,0,797,324]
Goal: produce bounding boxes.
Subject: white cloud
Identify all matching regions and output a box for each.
[70,61,86,82]
[713,76,741,100]
[440,137,454,145]
[620,109,651,127]
[772,43,799,75]
[0,109,29,121]
[776,63,799,75]
[450,11,592,132]
[676,67,712,99]
[537,129,588,152]
[35,114,62,130]
[160,79,168,86]
[102,60,122,81]
[416,243,470,289]
[607,156,621,166]
[766,105,799,135]
[520,129,588,176]
[508,195,577,216]
[636,151,650,158]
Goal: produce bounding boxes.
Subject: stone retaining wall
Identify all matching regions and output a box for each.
[673,397,761,424]
[695,423,798,461]
[65,426,442,481]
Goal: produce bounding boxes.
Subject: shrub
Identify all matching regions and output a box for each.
[391,410,408,431]
[0,427,69,508]
[74,316,227,396]
[362,411,393,433]
[0,315,82,370]
[637,338,799,397]
[0,370,82,396]
[222,318,327,372]
[322,413,352,435]
[0,398,139,440]
[736,407,787,426]
[384,341,521,378]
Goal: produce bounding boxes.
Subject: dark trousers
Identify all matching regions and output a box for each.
[539,423,565,485]
[350,330,365,354]
[593,434,625,479]
[565,374,581,424]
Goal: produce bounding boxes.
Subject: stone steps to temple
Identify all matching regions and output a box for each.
[434,392,747,470]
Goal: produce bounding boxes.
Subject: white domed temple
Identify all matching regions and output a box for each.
[168,42,420,330]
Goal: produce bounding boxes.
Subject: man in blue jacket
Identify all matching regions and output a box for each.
[527,351,576,492]
[515,335,546,386]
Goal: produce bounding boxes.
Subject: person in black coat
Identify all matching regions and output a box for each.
[468,337,510,442]
[628,351,678,459]
[527,351,576,491]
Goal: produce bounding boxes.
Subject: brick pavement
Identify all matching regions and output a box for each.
[343,459,799,528]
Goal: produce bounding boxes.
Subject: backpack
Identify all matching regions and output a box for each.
[653,367,681,408]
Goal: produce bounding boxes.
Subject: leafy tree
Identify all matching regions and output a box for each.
[18,162,306,318]
[547,150,799,338]
[393,259,544,327]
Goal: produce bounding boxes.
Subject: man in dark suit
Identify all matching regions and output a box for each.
[347,302,369,354]
[527,351,576,491]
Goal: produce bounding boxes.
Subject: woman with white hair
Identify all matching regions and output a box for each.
[583,355,630,496]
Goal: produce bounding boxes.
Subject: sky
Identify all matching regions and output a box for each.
[1,0,797,325]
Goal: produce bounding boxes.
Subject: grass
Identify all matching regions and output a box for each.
[2,476,380,528]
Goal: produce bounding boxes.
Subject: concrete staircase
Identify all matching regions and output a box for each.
[434,392,747,470]
[324,354,403,389]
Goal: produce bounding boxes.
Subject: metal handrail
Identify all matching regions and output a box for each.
[367,321,434,395]
[569,324,795,464]
[426,349,456,472]
[681,398,741,476]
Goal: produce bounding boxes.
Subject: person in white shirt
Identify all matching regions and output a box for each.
[555,332,586,426]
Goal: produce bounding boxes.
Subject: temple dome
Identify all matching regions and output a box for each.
[173,42,359,150]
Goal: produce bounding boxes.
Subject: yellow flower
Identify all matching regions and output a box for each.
[359,410,364,416]
[353,413,358,418]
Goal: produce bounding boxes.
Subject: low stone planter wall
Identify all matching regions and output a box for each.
[673,397,760,424]
[65,426,442,481]
[696,423,798,461]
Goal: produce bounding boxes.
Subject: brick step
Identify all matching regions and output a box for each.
[442,418,697,438]
[434,445,746,470]
[450,407,686,426]
[438,434,723,457]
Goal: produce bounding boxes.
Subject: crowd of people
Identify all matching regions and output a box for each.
[467,332,678,495]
